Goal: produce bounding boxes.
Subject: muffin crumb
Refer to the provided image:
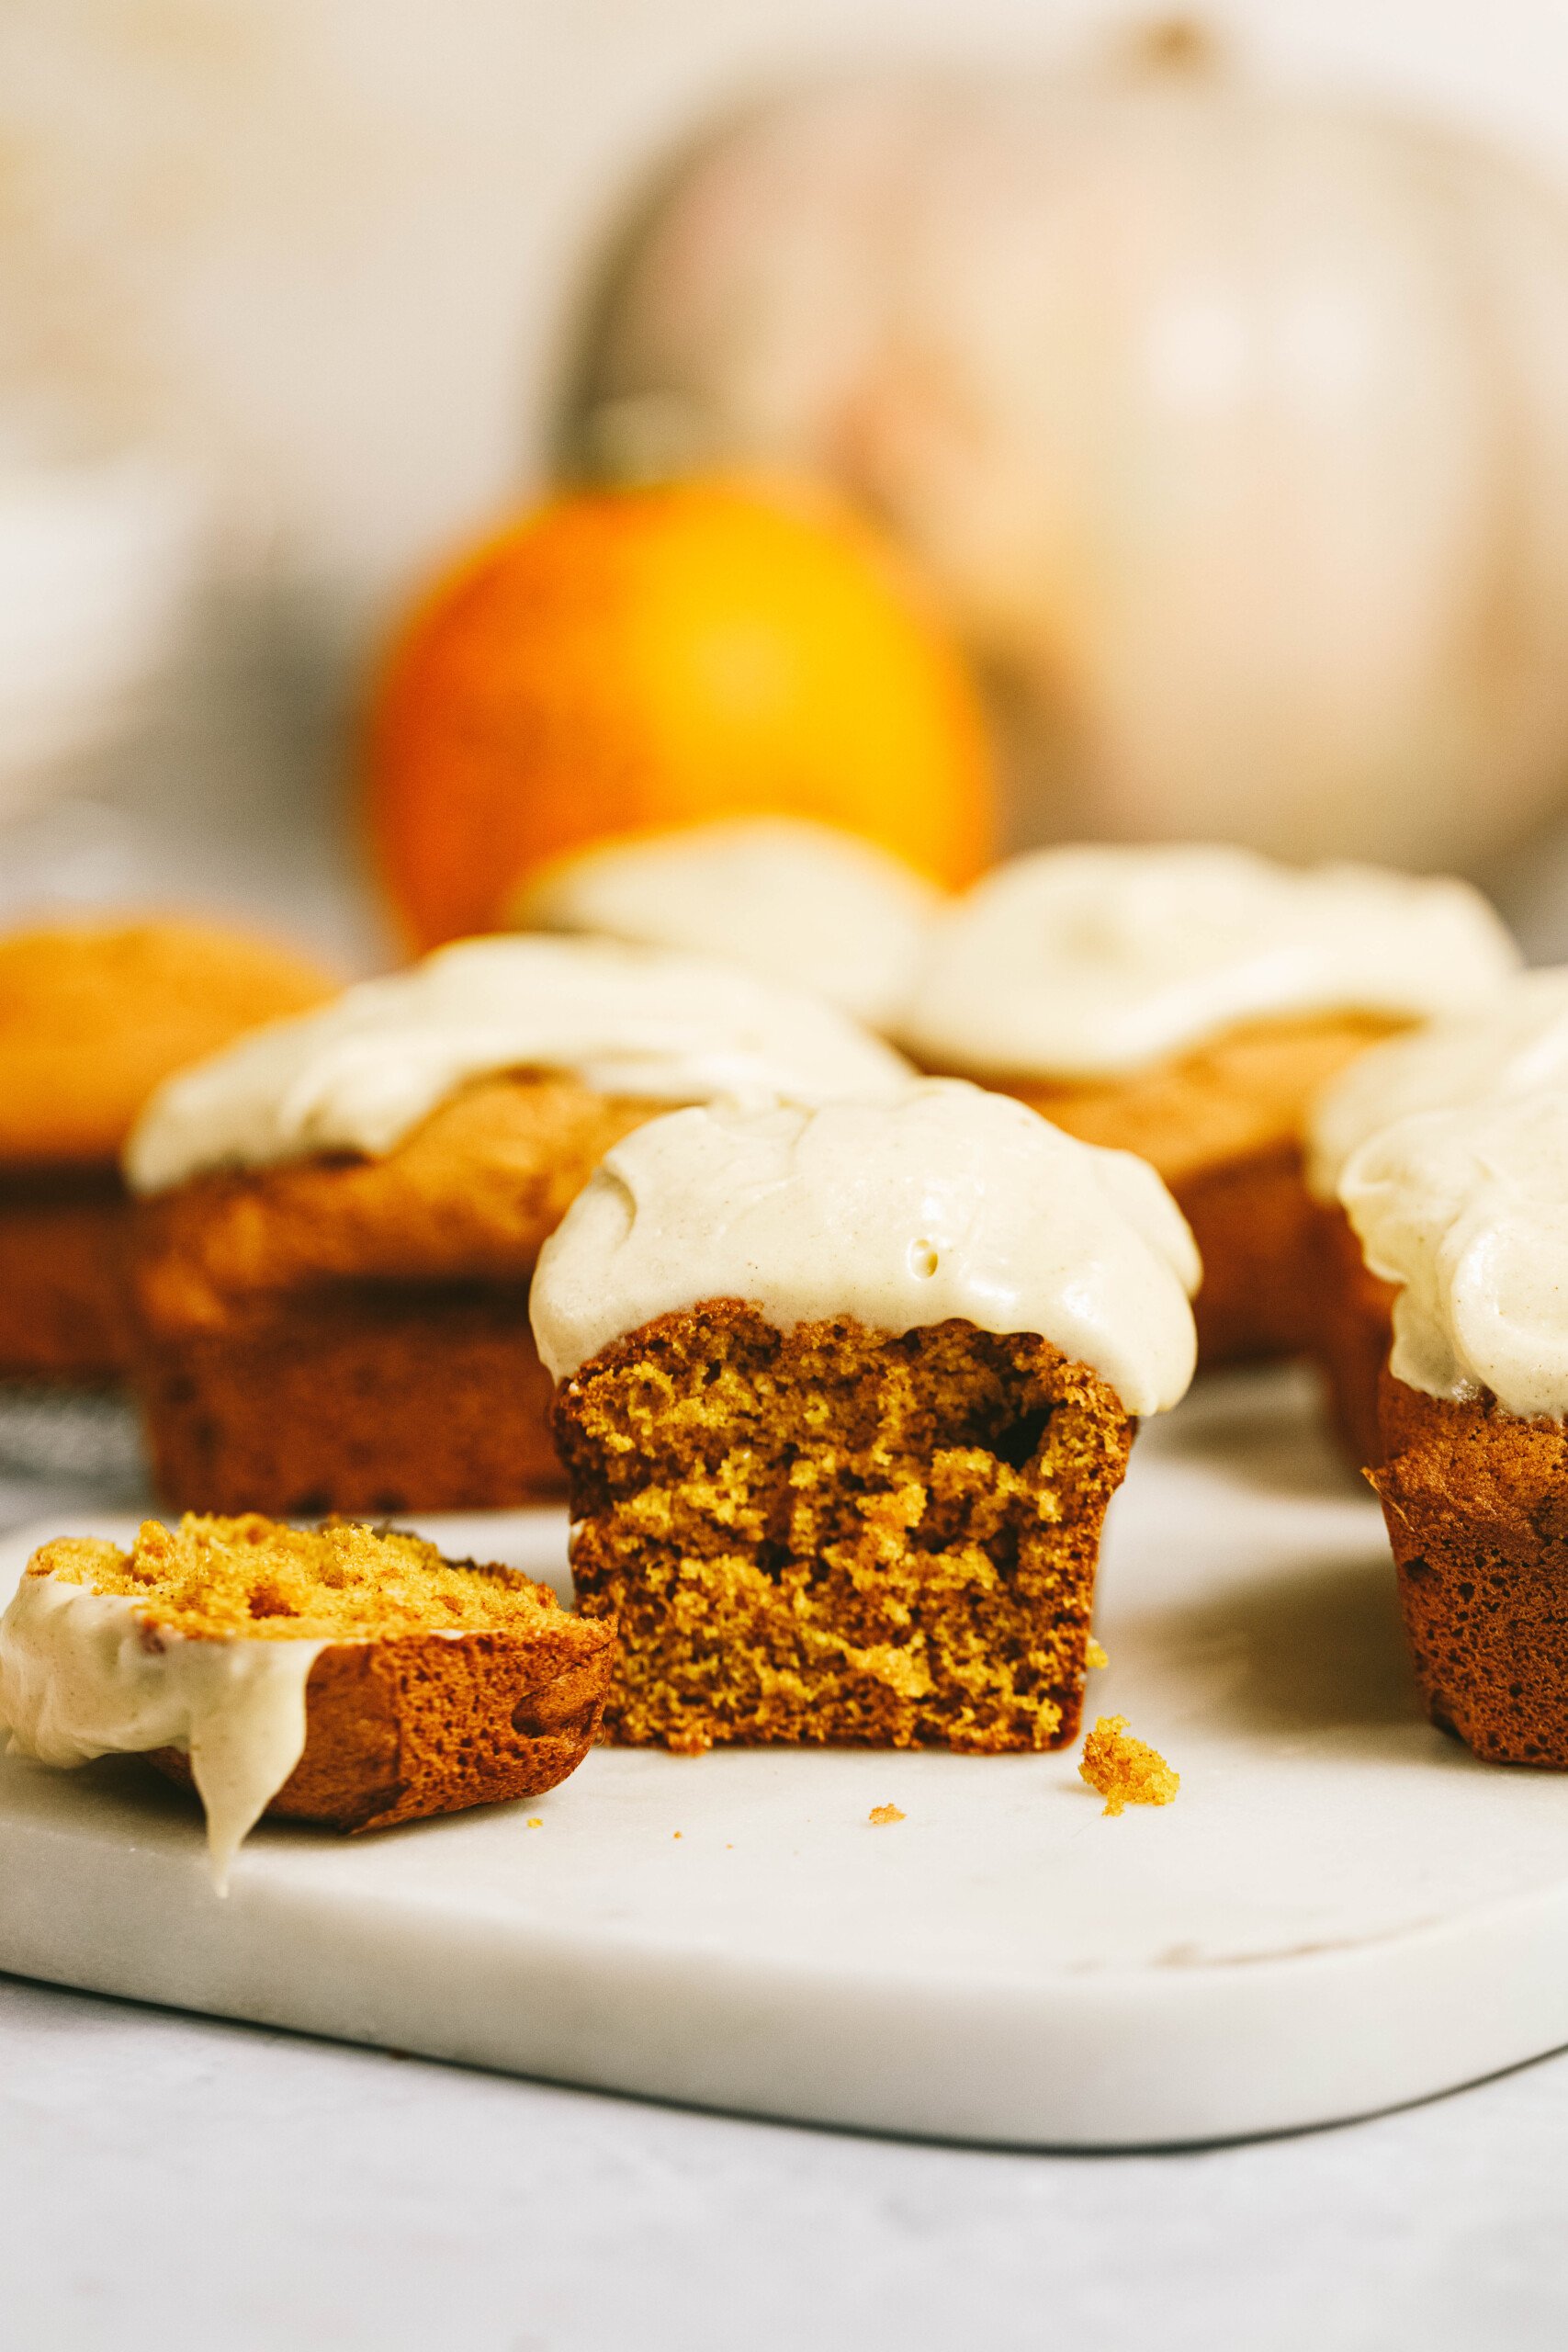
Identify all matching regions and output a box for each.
[868,1803,906,1826]
[1078,1714,1179,1815]
[1086,1637,1110,1669]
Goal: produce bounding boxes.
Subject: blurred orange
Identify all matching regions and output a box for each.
[366,478,994,949]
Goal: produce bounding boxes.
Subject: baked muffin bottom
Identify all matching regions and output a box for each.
[1372,1375,1568,1767]
[135,1280,564,1515]
[995,1012,1402,1368]
[555,1302,1133,1755]
[0,1165,132,1382]
[1311,1201,1396,1472]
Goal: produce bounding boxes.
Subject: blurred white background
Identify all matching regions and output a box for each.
[4,0,1568,958]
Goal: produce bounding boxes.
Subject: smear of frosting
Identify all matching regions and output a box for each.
[531,1078,1200,1415]
[0,1569,322,1891]
[899,844,1520,1080]
[1339,1091,1568,1420]
[1308,967,1568,1202]
[510,817,942,1031]
[125,934,913,1195]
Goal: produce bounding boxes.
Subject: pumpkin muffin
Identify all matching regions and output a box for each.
[0,1512,613,1883]
[0,918,334,1384]
[1344,1092,1568,1766]
[898,845,1518,1366]
[510,814,942,1030]
[1306,967,1568,1468]
[123,933,910,1516]
[534,1080,1198,1753]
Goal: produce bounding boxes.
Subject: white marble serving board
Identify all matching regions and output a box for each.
[4,1365,1568,2150]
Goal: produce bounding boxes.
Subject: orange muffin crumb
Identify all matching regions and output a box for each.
[868,1803,906,1826]
[1078,1714,1179,1816]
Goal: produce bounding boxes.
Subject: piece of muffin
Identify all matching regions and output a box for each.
[123,933,912,1515]
[534,1080,1199,1754]
[0,1512,613,1883]
[1343,1092,1568,1765]
[897,845,1518,1367]
[1306,968,1568,1470]
[509,814,942,1030]
[0,918,334,1382]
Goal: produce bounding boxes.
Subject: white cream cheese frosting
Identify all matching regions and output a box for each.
[530,1078,1200,1415]
[509,816,942,1032]
[899,843,1520,1080]
[1339,1092,1568,1420]
[125,933,913,1195]
[0,1566,322,1890]
[1308,967,1568,1203]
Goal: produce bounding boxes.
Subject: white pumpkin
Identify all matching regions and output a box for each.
[563,45,1568,872]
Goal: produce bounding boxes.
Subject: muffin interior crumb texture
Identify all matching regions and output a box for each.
[556,1302,1134,1755]
[31,1514,564,1644]
[1078,1714,1180,1815]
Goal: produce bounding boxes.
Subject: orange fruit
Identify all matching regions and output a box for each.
[366,478,994,949]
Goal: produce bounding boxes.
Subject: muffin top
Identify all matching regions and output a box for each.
[0,917,335,1167]
[509,816,941,1031]
[531,1078,1201,1416]
[899,844,1519,1081]
[125,933,912,1195]
[1308,967,1568,1203]
[1340,1091,1568,1420]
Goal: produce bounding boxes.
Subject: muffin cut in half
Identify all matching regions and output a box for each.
[122,934,909,1515]
[1307,968,1568,1471]
[1344,1092,1568,1766]
[0,918,333,1383]
[0,1513,614,1881]
[898,845,1518,1367]
[534,1080,1199,1753]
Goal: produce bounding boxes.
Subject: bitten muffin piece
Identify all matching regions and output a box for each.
[899,844,1517,1367]
[556,1304,1131,1753]
[123,933,910,1514]
[533,1082,1199,1755]
[0,918,334,1382]
[0,1514,614,1873]
[1344,1092,1568,1766]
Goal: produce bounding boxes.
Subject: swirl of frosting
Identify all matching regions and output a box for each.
[1309,967,1568,1202]
[510,817,942,1031]
[899,844,1519,1080]
[125,934,913,1195]
[1339,1091,1568,1419]
[530,1078,1200,1416]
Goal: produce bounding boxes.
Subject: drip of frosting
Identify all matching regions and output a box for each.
[0,1569,322,1891]
[125,934,913,1195]
[1308,967,1568,1202]
[509,817,942,1031]
[1339,1092,1568,1420]
[899,844,1520,1080]
[531,1078,1200,1415]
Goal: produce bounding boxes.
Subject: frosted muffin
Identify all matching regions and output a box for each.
[509,814,942,1031]
[534,1080,1198,1754]
[123,934,910,1516]
[0,919,334,1383]
[1345,1093,1568,1765]
[1307,969,1568,1467]
[899,845,1518,1366]
[0,1513,612,1883]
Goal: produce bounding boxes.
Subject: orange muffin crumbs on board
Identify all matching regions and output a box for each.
[1078,1715,1179,1817]
[868,1804,906,1826]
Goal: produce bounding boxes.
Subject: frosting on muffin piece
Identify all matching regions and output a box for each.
[899,844,1519,1081]
[509,816,942,1031]
[1339,1091,1568,1420]
[1308,967,1568,1203]
[125,934,912,1195]
[530,1078,1201,1416]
